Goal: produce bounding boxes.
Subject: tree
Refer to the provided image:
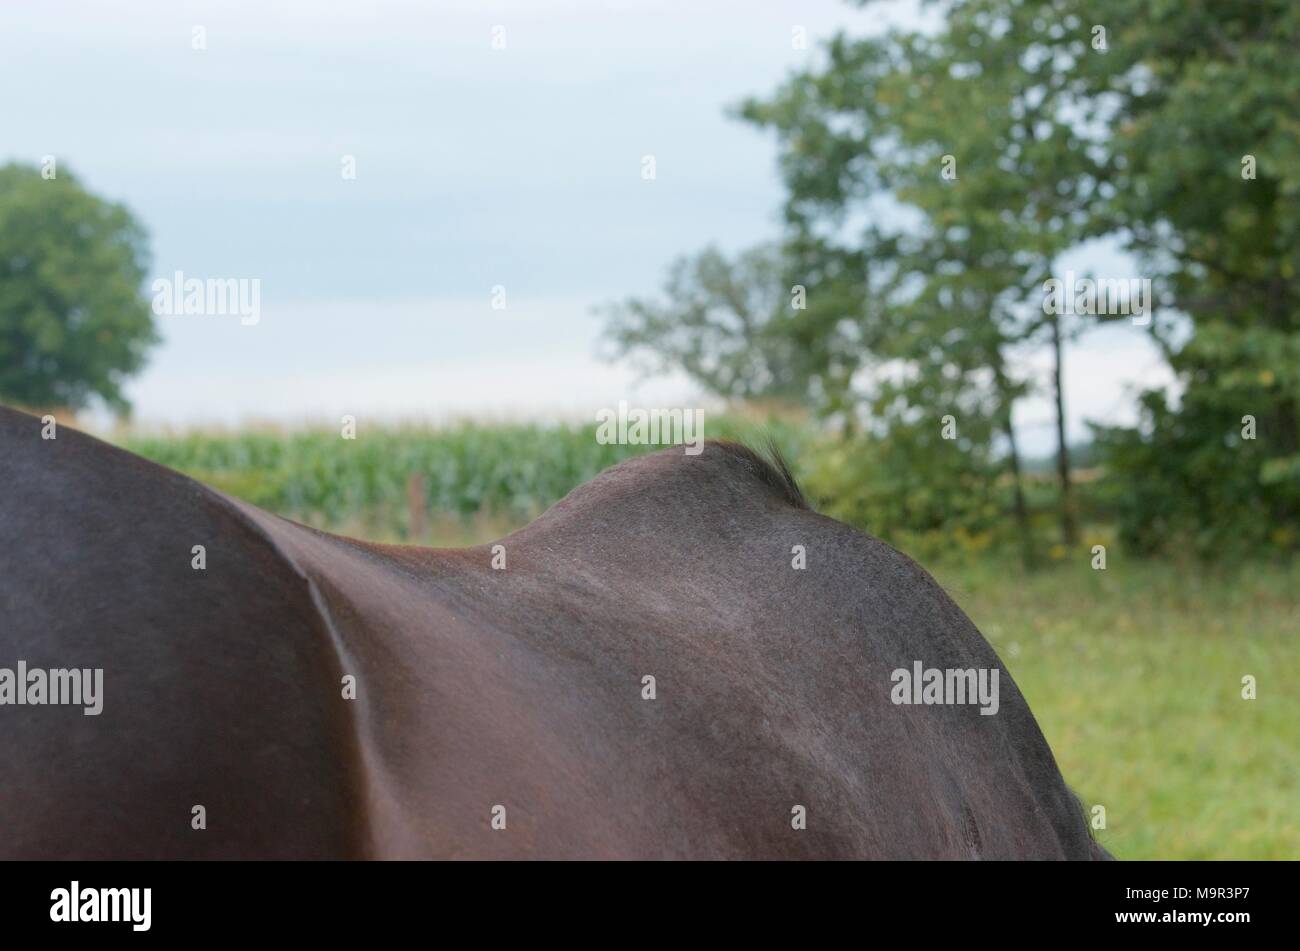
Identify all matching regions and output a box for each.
[1069,0,1300,554]
[0,163,157,413]
[601,0,1298,558]
[597,243,820,403]
[740,4,1111,560]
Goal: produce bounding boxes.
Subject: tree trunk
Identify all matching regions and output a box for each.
[1004,414,1035,569]
[1048,313,1078,547]
[993,364,1035,569]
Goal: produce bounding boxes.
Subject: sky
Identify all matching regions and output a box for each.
[1,0,1171,455]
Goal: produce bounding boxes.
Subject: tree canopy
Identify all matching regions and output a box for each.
[0,162,156,413]
[599,0,1300,558]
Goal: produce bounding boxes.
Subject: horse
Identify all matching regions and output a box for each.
[0,404,1107,859]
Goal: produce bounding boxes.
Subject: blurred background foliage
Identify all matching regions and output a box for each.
[602,0,1300,562]
[0,164,155,412]
[5,0,1296,564]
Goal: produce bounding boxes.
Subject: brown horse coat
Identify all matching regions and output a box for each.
[0,405,1103,858]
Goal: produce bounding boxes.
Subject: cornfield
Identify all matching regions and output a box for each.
[121,416,810,541]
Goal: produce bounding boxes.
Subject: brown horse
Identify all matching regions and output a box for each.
[0,404,1106,859]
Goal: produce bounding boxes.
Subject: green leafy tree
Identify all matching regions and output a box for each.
[0,162,157,413]
[887,0,1112,551]
[597,243,821,402]
[601,0,1297,558]
[741,4,1111,560]
[1070,0,1300,554]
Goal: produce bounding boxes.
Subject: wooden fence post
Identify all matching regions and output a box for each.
[406,472,427,543]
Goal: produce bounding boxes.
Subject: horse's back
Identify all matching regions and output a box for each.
[0,406,367,858]
[0,410,1097,858]
[465,442,1096,858]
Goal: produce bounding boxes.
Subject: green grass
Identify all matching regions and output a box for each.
[933,558,1299,860]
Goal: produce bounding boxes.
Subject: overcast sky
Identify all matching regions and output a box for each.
[1,0,1169,454]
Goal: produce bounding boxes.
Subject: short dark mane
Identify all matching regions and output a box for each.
[710,439,810,511]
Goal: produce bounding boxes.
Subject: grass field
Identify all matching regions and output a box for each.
[117,423,1298,859]
[935,559,1299,860]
